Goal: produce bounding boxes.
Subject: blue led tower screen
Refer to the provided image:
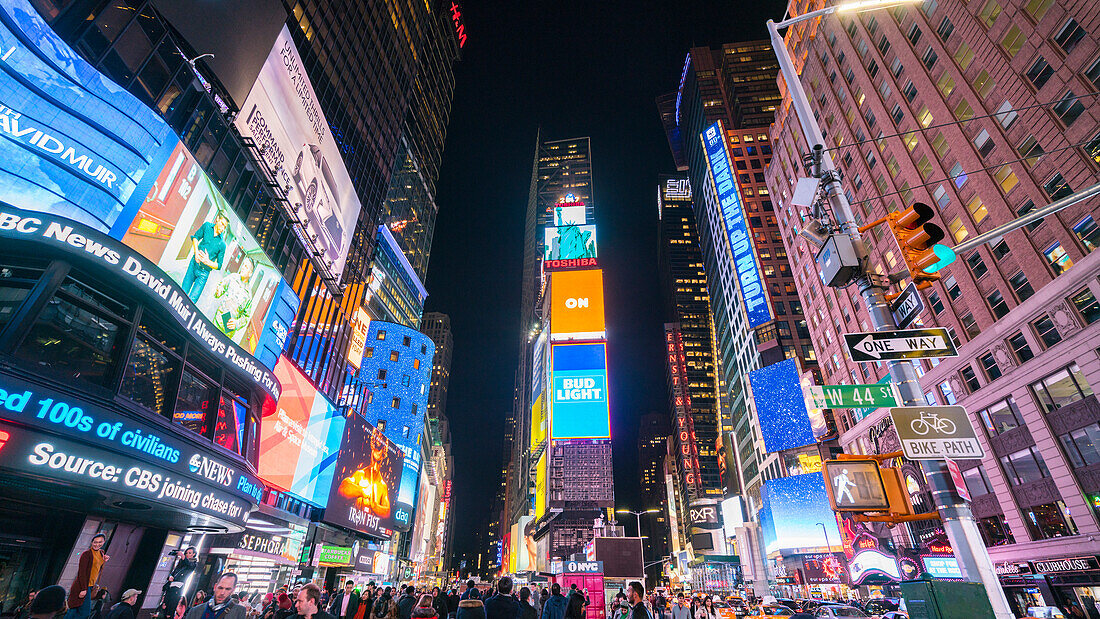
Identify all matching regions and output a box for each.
[550,342,610,440]
[700,121,772,328]
[0,0,177,232]
[749,358,816,453]
[760,473,841,554]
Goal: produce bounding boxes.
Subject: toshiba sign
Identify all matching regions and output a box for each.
[549,269,605,341]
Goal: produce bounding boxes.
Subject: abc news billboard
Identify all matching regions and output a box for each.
[235,26,362,281]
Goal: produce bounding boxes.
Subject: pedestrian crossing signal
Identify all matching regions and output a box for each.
[823,459,890,512]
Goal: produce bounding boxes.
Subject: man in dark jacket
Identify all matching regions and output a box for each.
[483,579,519,619]
[183,574,247,619]
[539,584,566,619]
[626,584,650,619]
[563,587,584,619]
[446,590,460,618]
[396,587,418,619]
[517,589,536,619]
[107,590,142,619]
[460,583,478,602]
[328,582,360,619]
[290,585,336,619]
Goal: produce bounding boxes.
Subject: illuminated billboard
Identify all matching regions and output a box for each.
[516,515,536,572]
[324,414,405,539]
[549,269,606,341]
[700,121,772,328]
[534,451,547,519]
[0,0,176,233]
[550,342,611,440]
[121,142,297,362]
[544,225,597,261]
[347,308,371,369]
[748,359,816,453]
[258,356,347,506]
[235,26,363,281]
[759,473,840,554]
[530,394,546,450]
[554,206,587,226]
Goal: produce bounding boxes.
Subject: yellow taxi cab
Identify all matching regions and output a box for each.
[746,606,794,619]
[712,601,739,619]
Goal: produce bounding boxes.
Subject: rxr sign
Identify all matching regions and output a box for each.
[689,505,719,526]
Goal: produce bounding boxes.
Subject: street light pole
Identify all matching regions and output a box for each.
[616,509,658,538]
[816,522,832,552]
[767,8,1013,618]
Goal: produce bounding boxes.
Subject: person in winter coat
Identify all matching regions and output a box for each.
[539,585,566,619]
[290,585,335,619]
[412,596,438,619]
[396,588,417,619]
[29,586,68,619]
[446,590,460,619]
[516,589,536,619]
[563,587,584,619]
[693,598,716,619]
[107,590,141,619]
[626,584,651,619]
[483,579,519,619]
[161,548,198,619]
[431,589,449,619]
[460,583,479,602]
[372,589,394,619]
[668,594,689,619]
[456,599,484,619]
[67,534,111,619]
[183,574,247,619]
[328,583,360,619]
[90,588,110,619]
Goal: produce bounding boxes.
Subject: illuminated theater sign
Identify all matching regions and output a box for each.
[701,120,772,328]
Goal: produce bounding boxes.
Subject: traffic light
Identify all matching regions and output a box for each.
[860,202,955,295]
[823,456,916,521]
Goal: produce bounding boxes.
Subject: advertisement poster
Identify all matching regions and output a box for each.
[550,342,611,440]
[553,205,586,226]
[120,142,290,358]
[544,225,597,261]
[258,356,347,506]
[549,269,606,340]
[0,0,176,233]
[748,358,817,454]
[234,26,361,280]
[325,414,404,539]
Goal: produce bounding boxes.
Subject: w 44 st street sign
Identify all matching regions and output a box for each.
[805,383,900,409]
[844,327,958,362]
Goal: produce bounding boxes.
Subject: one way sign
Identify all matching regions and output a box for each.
[844,327,958,362]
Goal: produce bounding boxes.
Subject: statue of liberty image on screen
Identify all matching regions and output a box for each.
[544,224,597,260]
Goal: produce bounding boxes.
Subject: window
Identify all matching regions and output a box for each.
[1033,315,1062,349]
[978,0,1002,27]
[979,514,1016,546]
[1000,25,1026,58]
[994,101,1018,128]
[1008,271,1034,301]
[1026,57,1055,89]
[933,184,950,208]
[949,216,969,243]
[402,335,411,346]
[376,329,387,340]
[916,155,934,180]
[891,104,905,125]
[963,466,993,497]
[1060,423,1100,468]
[929,291,944,314]
[389,350,399,362]
[1087,57,1100,91]
[903,80,918,101]
[1017,199,1043,232]
[1086,130,1100,165]
[953,99,975,123]
[1024,502,1079,540]
[1017,136,1045,167]
[1044,173,1074,200]
[967,252,988,278]
[937,71,956,97]
[1024,0,1054,21]
[961,312,981,339]
[980,397,1023,435]
[907,24,923,45]
[993,165,1019,194]
[999,446,1050,484]
[950,161,968,187]
[413,357,421,370]
[966,195,987,224]
[1044,242,1074,274]
[939,380,957,405]
[992,238,1011,259]
[1008,332,1034,362]
[954,42,975,70]
[1052,91,1085,125]
[1071,288,1100,324]
[391,396,401,408]
[922,47,939,70]
[903,132,919,151]
[1054,19,1086,54]
[937,17,954,41]
[961,365,981,392]
[979,351,1002,381]
[364,347,374,358]
[974,129,994,157]
[944,275,962,301]
[1032,363,1093,412]
[1073,216,1100,252]
[377,368,387,380]
[974,70,996,98]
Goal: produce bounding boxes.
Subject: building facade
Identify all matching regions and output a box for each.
[765,0,1100,609]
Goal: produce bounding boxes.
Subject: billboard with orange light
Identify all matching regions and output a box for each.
[549,269,606,341]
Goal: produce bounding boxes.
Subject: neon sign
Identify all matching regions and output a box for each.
[449,2,466,48]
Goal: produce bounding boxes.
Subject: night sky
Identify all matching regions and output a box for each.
[423,0,786,566]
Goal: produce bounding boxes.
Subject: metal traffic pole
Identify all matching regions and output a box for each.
[767,15,1014,618]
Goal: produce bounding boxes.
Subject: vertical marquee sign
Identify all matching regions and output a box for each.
[666,324,702,500]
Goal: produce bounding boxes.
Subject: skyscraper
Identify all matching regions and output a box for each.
[765,0,1100,606]
[638,411,671,583]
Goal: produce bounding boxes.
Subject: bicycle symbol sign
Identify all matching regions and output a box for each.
[890,406,984,460]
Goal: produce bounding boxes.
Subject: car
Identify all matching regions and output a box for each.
[747,606,794,618]
[291,142,346,258]
[1025,607,1066,619]
[880,612,908,619]
[713,601,739,619]
[862,598,901,619]
[814,607,871,618]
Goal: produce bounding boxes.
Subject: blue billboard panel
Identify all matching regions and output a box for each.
[0,0,176,232]
[760,473,841,554]
[701,121,772,328]
[551,343,610,440]
[749,358,816,453]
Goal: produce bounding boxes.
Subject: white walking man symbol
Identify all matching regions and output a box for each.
[833,468,856,505]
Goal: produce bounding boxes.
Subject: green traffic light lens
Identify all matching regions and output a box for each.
[923,244,956,273]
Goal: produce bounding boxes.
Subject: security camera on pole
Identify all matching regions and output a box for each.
[766,2,1013,616]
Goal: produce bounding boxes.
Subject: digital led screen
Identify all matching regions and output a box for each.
[802,553,848,584]
[324,414,404,539]
[235,26,362,281]
[258,356,347,506]
[544,225,597,261]
[553,206,586,226]
[0,0,176,233]
[516,515,535,572]
[550,342,610,440]
[749,358,816,453]
[700,121,772,328]
[530,394,546,450]
[121,142,296,363]
[921,556,962,579]
[549,269,606,340]
[759,473,841,554]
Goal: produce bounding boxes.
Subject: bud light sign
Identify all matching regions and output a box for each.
[701,121,771,329]
[550,343,610,440]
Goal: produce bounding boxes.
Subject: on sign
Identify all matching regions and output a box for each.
[822,460,890,512]
[550,269,606,341]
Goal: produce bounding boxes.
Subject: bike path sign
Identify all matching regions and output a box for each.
[844,327,958,362]
[890,406,984,460]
